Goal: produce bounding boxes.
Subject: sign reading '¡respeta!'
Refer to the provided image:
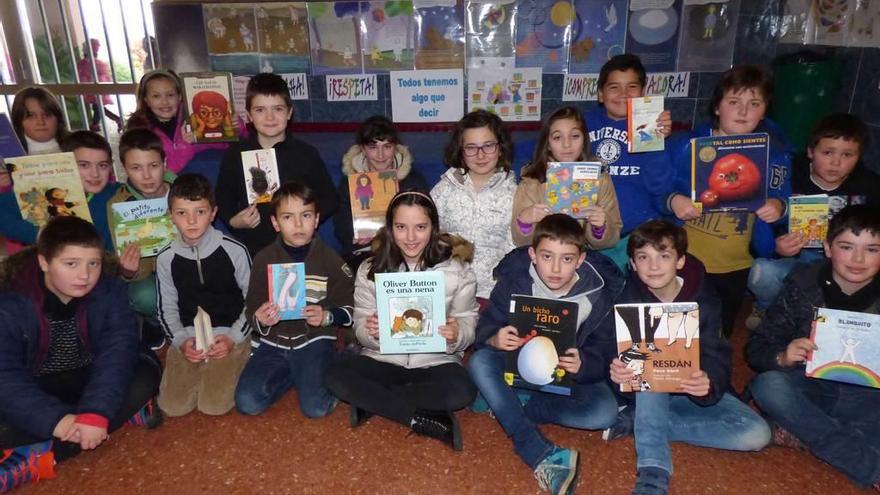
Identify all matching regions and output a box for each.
[390,69,464,123]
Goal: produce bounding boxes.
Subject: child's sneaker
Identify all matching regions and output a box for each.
[533,446,579,495]
[745,307,764,330]
[0,441,56,493]
[469,392,491,414]
[127,398,164,429]
[632,466,670,495]
[770,423,808,452]
[602,405,634,442]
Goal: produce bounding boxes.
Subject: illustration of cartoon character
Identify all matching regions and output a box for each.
[666,307,699,349]
[370,46,383,64]
[353,173,374,210]
[392,308,426,338]
[45,188,78,217]
[249,166,277,203]
[276,267,301,312]
[546,189,558,207]
[343,45,355,67]
[17,187,50,225]
[207,17,227,39]
[509,82,522,103]
[618,305,663,354]
[703,5,718,39]
[839,336,861,364]
[190,90,234,140]
[240,23,255,51]
[619,348,651,391]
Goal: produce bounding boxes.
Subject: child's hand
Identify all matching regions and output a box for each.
[679,370,710,397]
[756,198,785,223]
[229,203,260,229]
[53,414,77,440]
[181,123,196,144]
[365,313,379,338]
[609,358,634,385]
[670,194,701,221]
[0,167,11,189]
[775,232,808,257]
[583,206,606,228]
[208,334,234,359]
[180,337,206,363]
[656,110,672,137]
[68,423,109,450]
[489,325,522,351]
[518,204,551,226]
[780,338,818,367]
[303,305,325,327]
[120,243,141,279]
[255,301,281,327]
[439,317,459,343]
[558,348,581,374]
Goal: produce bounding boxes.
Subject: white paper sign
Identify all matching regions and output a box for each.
[562,74,600,101]
[325,74,378,102]
[562,71,690,101]
[232,73,309,123]
[390,69,464,123]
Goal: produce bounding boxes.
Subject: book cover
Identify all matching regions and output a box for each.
[503,295,578,396]
[0,113,25,159]
[614,302,700,393]
[268,262,307,320]
[348,170,399,243]
[180,72,238,143]
[110,198,175,257]
[7,152,92,226]
[194,306,215,353]
[545,161,601,218]
[627,96,664,153]
[241,148,280,205]
[375,271,446,354]
[690,132,769,214]
[806,307,880,389]
[789,194,829,249]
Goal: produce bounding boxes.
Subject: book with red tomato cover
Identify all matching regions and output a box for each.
[690,133,769,213]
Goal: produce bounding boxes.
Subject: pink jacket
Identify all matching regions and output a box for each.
[150,108,230,173]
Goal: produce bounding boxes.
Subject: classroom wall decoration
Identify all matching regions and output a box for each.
[308,1,365,74]
[568,0,628,73]
[390,69,465,122]
[466,0,518,69]
[513,0,573,73]
[413,0,466,69]
[468,67,542,120]
[675,0,740,72]
[361,1,418,72]
[625,0,682,72]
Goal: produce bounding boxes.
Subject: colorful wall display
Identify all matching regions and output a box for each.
[308,1,364,74]
[568,0,628,73]
[361,1,417,72]
[468,67,542,120]
[413,0,466,69]
[514,0,573,73]
[676,0,740,72]
[625,0,682,72]
[465,0,518,70]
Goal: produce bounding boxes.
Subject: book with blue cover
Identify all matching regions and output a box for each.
[376,271,446,354]
[268,262,307,320]
[545,161,601,218]
[0,113,25,159]
[690,132,769,214]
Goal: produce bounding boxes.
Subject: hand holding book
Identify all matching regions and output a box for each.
[365,312,380,339]
[557,348,581,375]
[439,317,459,344]
[755,198,785,223]
[229,203,260,229]
[780,337,818,367]
[679,370,710,397]
[181,337,207,363]
[775,232,808,257]
[119,243,142,279]
[206,334,234,359]
[490,325,522,351]
[255,301,282,327]
[302,305,326,327]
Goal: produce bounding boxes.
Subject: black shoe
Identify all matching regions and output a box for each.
[411,409,462,451]
[144,406,164,429]
[349,406,372,428]
[141,321,166,351]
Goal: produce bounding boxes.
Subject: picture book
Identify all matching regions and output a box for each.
[268,262,307,320]
[180,72,238,143]
[690,133,769,214]
[375,271,446,354]
[194,306,214,353]
[627,96,664,153]
[0,113,25,159]
[806,307,880,389]
[7,152,92,226]
[110,198,175,257]
[789,194,829,249]
[241,148,280,205]
[544,161,601,218]
[348,170,399,244]
[614,302,700,393]
[503,295,578,396]
[413,0,465,69]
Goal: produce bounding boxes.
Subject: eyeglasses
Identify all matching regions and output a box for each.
[463,141,499,157]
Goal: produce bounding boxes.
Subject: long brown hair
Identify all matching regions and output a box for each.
[126,69,182,130]
[11,86,69,152]
[522,106,591,182]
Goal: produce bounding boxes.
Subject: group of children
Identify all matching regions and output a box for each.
[0,52,878,495]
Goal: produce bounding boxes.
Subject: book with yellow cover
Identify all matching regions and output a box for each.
[789,194,829,249]
[348,170,398,244]
[7,152,92,226]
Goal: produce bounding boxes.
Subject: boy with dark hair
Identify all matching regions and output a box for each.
[156,174,252,416]
[606,219,769,495]
[746,205,880,492]
[747,113,880,326]
[235,181,354,418]
[586,54,674,269]
[468,214,624,495]
[216,72,338,256]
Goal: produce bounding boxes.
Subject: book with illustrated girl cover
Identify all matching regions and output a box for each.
[614,302,700,393]
[110,197,175,257]
[375,271,446,354]
[789,194,829,249]
[504,295,578,396]
[268,262,307,320]
[241,148,280,205]
[627,96,664,153]
[544,161,601,219]
[7,152,92,226]
[690,133,769,214]
[806,307,880,389]
[348,170,398,244]
[180,72,238,143]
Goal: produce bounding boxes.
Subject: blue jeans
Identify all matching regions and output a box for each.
[748,250,824,310]
[634,392,770,474]
[468,347,618,468]
[235,340,337,418]
[750,369,880,487]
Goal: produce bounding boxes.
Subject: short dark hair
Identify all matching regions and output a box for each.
[627,220,688,259]
[119,128,166,164]
[710,65,773,128]
[61,130,112,159]
[598,54,646,90]
[37,216,103,261]
[169,173,215,208]
[245,73,292,111]
[270,181,317,216]
[827,204,880,243]
[807,113,869,155]
[524,106,591,181]
[532,214,586,252]
[356,115,400,145]
[444,110,512,173]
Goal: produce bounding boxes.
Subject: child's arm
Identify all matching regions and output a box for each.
[510,178,549,247]
[321,256,355,328]
[745,276,812,373]
[443,264,478,354]
[156,252,190,350]
[214,240,253,347]
[352,262,380,350]
[0,190,38,244]
[585,174,622,249]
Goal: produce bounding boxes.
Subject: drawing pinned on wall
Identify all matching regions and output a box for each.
[568,0,628,73]
[676,0,740,72]
[413,0,466,69]
[465,0,517,70]
[361,1,417,72]
[514,0,573,73]
[256,3,311,73]
[468,67,542,121]
[308,1,364,74]
[626,0,682,72]
[204,4,261,74]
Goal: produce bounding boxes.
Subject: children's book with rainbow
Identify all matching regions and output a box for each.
[789,194,829,249]
[627,96,664,153]
[110,198,175,257]
[7,152,92,226]
[806,307,880,389]
[241,148,280,204]
[268,262,307,320]
[375,271,446,354]
[348,170,398,244]
[544,161,601,219]
[614,302,700,393]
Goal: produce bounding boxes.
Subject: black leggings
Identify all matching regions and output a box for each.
[0,353,161,459]
[707,269,749,338]
[323,355,476,426]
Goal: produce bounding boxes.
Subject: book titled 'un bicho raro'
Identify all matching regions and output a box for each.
[375,271,446,354]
